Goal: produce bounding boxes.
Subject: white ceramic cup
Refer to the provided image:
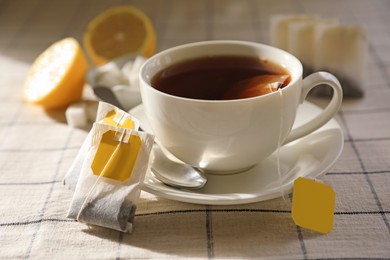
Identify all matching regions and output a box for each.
[139,40,342,174]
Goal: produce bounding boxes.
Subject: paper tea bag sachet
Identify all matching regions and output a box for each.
[67,123,154,232]
[63,101,139,191]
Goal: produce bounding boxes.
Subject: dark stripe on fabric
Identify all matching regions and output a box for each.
[0,181,61,186]
[327,170,390,175]
[0,122,64,127]
[296,226,308,260]
[346,137,390,142]
[0,146,80,153]
[206,205,214,259]
[136,209,291,217]
[342,107,390,114]
[335,211,390,215]
[116,231,124,260]
[135,209,389,217]
[0,218,76,227]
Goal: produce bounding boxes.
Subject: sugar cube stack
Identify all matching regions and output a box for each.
[270,15,367,97]
[270,15,318,51]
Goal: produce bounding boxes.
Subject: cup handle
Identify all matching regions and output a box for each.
[283,71,343,144]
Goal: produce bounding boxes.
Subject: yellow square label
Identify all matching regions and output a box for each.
[291,177,335,234]
[103,110,135,129]
[91,130,142,182]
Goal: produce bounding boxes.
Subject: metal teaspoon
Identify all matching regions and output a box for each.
[93,85,208,189]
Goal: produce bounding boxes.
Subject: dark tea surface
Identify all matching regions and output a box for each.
[151,55,291,100]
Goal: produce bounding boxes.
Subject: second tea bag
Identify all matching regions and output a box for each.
[67,123,154,232]
[63,102,139,191]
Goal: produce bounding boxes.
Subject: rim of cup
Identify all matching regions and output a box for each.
[139,40,303,103]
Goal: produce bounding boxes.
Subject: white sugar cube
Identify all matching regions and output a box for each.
[95,62,128,87]
[122,56,147,89]
[270,15,317,51]
[66,101,99,128]
[112,85,142,111]
[313,24,367,97]
[130,55,147,74]
[314,25,367,76]
[66,102,88,128]
[287,18,339,67]
[121,60,134,76]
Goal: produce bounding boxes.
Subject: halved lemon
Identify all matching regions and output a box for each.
[23,37,88,109]
[84,5,156,66]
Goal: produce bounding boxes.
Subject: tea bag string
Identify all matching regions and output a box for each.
[276,88,289,205]
[114,110,126,128]
[76,129,127,222]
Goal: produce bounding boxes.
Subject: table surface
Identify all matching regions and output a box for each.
[1,0,390,259]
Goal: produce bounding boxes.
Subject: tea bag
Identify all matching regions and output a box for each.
[63,101,139,191]
[66,123,154,232]
[223,75,290,99]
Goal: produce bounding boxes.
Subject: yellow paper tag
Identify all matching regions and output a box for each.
[291,177,335,234]
[103,110,135,129]
[91,130,142,182]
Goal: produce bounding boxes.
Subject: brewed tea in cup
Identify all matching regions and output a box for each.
[152,55,291,100]
[139,40,342,174]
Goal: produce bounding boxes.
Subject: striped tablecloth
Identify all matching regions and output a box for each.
[0,0,389,259]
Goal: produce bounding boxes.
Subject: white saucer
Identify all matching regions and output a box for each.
[130,101,343,205]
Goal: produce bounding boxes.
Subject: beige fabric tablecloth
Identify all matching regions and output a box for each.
[1,0,389,259]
